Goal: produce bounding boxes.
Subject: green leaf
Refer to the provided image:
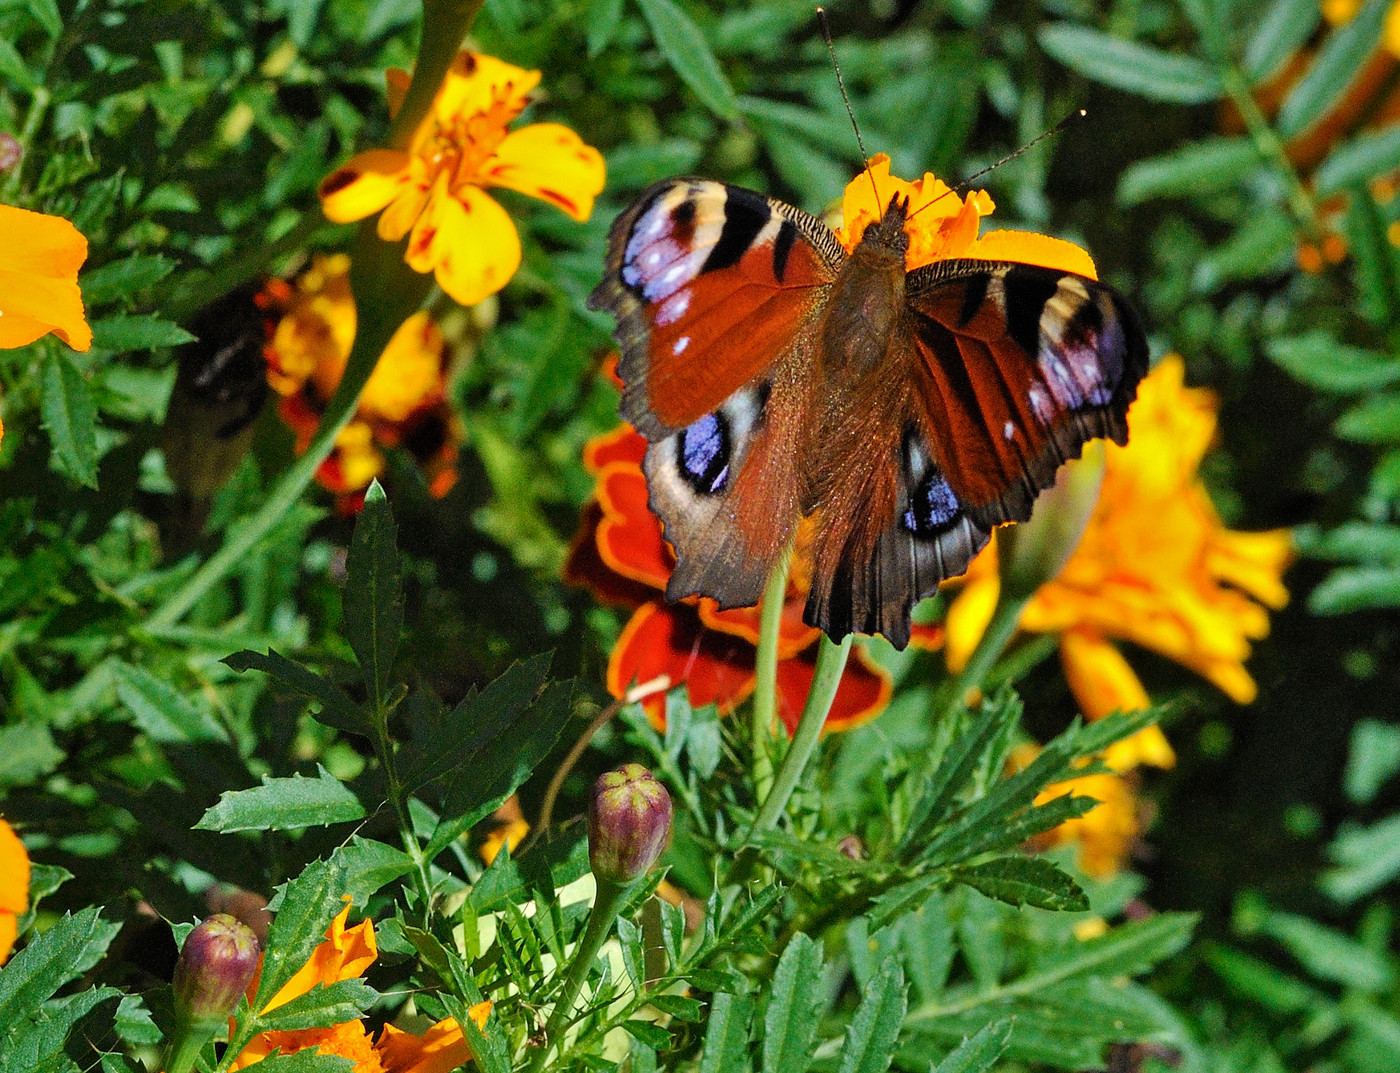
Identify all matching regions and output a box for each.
[762,933,824,1073]
[837,957,906,1073]
[1344,719,1400,804]
[952,857,1089,912]
[250,1052,354,1072]
[0,909,121,1027]
[1316,126,1400,195]
[635,0,738,119]
[1037,25,1221,104]
[337,836,416,904]
[195,767,366,832]
[113,661,228,743]
[344,481,403,706]
[1027,912,1197,981]
[284,0,326,45]
[1323,814,1400,902]
[1193,210,1296,290]
[1277,0,1390,138]
[698,992,752,1073]
[1116,137,1259,206]
[253,857,348,1014]
[929,1019,1014,1073]
[25,0,62,35]
[1258,909,1395,991]
[446,993,511,1073]
[1310,565,1400,613]
[652,994,704,1021]
[0,723,64,787]
[90,314,195,351]
[0,38,35,91]
[605,140,705,190]
[80,255,176,306]
[1336,394,1400,444]
[256,980,379,1032]
[1202,943,1322,1014]
[223,649,368,736]
[586,0,625,55]
[1267,333,1400,394]
[1243,0,1322,80]
[41,353,99,488]
[1346,183,1400,326]
[625,1019,674,1050]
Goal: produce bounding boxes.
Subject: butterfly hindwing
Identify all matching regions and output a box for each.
[906,259,1149,527]
[589,178,844,438]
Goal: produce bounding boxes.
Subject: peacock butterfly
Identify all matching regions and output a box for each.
[587,167,1149,649]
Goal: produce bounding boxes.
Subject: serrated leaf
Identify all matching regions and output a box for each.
[929,1019,1013,1073]
[25,0,62,35]
[1323,813,1400,903]
[80,255,176,305]
[635,0,738,119]
[253,858,348,1014]
[337,836,416,904]
[1117,137,1259,206]
[41,353,98,488]
[0,909,121,1027]
[837,957,906,1073]
[113,661,228,743]
[762,933,823,1073]
[1346,183,1400,326]
[625,1018,674,1050]
[698,992,751,1073]
[1243,0,1322,80]
[1259,909,1395,991]
[1344,719,1400,804]
[1316,125,1400,195]
[0,38,35,91]
[953,856,1089,912]
[1267,333,1400,394]
[284,0,326,45]
[446,993,510,1073]
[1277,0,1390,138]
[250,1052,354,1072]
[344,482,402,706]
[651,993,704,1021]
[1037,25,1221,103]
[223,649,368,735]
[1192,210,1296,289]
[195,767,366,832]
[90,314,195,351]
[1202,943,1321,1013]
[256,979,378,1031]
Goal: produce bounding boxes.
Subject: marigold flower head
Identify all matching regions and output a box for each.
[320,51,606,307]
[0,204,91,352]
[232,902,490,1073]
[0,818,29,965]
[263,254,462,509]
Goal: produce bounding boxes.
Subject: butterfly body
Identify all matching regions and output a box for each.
[589,177,1148,648]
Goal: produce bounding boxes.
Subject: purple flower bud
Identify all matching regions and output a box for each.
[588,763,672,885]
[0,135,20,174]
[172,913,260,1026]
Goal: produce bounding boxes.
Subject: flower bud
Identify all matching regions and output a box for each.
[172,914,260,1026]
[999,440,1105,601]
[588,763,672,886]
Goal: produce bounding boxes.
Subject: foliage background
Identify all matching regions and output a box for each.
[5,0,1400,1069]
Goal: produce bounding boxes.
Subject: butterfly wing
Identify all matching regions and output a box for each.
[905,259,1149,527]
[589,179,845,607]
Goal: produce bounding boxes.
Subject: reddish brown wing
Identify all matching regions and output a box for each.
[906,259,1149,527]
[588,179,844,439]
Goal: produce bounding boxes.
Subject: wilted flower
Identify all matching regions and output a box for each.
[588,764,673,886]
[174,914,261,1026]
[0,818,29,965]
[320,51,606,307]
[0,204,91,352]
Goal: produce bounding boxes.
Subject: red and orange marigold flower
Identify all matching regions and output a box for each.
[320,51,606,307]
[262,253,461,511]
[232,903,489,1073]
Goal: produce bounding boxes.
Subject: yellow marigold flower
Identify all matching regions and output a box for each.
[945,357,1293,746]
[480,818,530,865]
[0,818,29,965]
[0,204,91,352]
[319,51,606,307]
[232,903,490,1073]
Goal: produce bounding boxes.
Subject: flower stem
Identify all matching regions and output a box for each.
[528,877,631,1072]
[750,547,792,801]
[146,227,431,630]
[749,633,851,837]
[944,593,1029,716]
[387,0,487,149]
[163,1020,216,1073]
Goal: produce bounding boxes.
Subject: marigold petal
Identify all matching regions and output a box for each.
[0,914,15,969]
[698,597,820,658]
[485,123,607,221]
[968,229,1098,280]
[943,576,1001,673]
[1207,528,1294,610]
[596,463,673,590]
[563,501,658,609]
[0,819,30,919]
[359,311,446,422]
[0,205,90,350]
[377,1015,476,1073]
[406,182,521,307]
[320,149,415,224]
[1105,725,1177,772]
[433,52,540,128]
[261,903,377,1014]
[1059,629,1150,720]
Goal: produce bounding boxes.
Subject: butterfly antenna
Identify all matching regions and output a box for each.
[906,108,1088,222]
[817,6,882,220]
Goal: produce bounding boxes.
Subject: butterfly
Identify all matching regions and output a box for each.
[587,175,1149,649]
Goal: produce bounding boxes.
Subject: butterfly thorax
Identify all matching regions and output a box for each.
[821,198,912,379]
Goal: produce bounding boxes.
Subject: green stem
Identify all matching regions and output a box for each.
[1219,64,1322,238]
[528,878,631,1072]
[163,1019,216,1073]
[146,227,431,630]
[2,86,49,200]
[387,0,487,150]
[943,592,1029,717]
[750,549,792,802]
[749,633,851,837]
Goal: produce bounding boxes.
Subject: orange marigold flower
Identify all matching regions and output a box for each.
[319,52,606,307]
[0,204,92,352]
[232,903,490,1073]
[565,422,902,733]
[946,356,1294,774]
[263,254,461,509]
[0,818,29,965]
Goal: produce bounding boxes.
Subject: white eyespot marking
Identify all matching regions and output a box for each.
[1028,384,1055,426]
[656,290,691,326]
[673,336,690,355]
[1003,420,1015,441]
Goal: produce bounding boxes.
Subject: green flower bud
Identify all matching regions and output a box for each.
[588,763,672,885]
[999,441,1106,601]
[173,913,260,1026]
